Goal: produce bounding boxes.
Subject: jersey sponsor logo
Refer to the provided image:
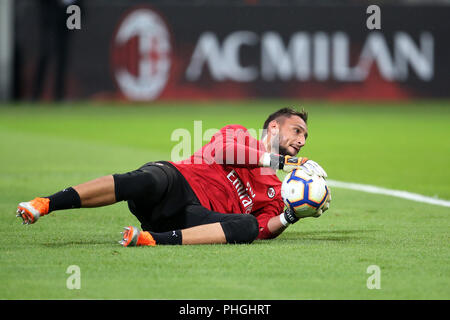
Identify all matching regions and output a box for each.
[267,187,276,199]
[111,7,171,101]
[226,169,254,214]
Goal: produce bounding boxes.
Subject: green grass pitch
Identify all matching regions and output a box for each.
[0,100,449,299]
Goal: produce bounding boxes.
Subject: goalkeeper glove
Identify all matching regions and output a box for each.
[299,159,328,179]
[279,207,299,226]
[261,153,327,178]
[261,153,308,171]
[312,189,332,218]
[280,155,310,172]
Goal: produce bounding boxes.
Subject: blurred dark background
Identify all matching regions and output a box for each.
[1,0,449,103]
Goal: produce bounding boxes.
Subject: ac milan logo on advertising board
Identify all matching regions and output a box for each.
[111,7,171,101]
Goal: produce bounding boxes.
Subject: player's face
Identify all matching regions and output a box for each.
[277,116,308,156]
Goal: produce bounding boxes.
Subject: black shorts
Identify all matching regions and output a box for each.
[114,161,248,233]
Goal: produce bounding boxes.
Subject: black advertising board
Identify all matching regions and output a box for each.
[13,1,450,101]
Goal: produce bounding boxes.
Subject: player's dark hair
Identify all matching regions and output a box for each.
[263,107,308,131]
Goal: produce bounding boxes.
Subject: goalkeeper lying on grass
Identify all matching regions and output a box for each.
[16,107,330,246]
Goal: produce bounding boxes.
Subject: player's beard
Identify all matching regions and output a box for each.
[270,133,291,156]
[278,145,291,156]
[276,134,297,156]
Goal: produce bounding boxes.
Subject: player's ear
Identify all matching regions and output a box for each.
[268,120,279,136]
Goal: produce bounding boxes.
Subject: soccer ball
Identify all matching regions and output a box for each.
[281,169,330,218]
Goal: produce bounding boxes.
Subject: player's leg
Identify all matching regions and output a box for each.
[16,175,116,225]
[120,223,226,247]
[77,164,169,208]
[73,175,116,207]
[16,164,168,225]
[17,185,86,225]
[182,205,260,245]
[180,222,227,245]
[120,205,259,246]
[118,161,260,246]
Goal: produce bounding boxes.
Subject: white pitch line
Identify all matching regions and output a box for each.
[327,180,450,208]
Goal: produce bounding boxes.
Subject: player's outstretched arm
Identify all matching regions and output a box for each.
[262,208,300,238]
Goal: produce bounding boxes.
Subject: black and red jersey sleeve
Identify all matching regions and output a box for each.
[253,197,285,240]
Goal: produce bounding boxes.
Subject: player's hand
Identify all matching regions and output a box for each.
[264,154,327,179]
[312,189,331,218]
[281,156,309,172]
[281,156,328,179]
[300,160,328,179]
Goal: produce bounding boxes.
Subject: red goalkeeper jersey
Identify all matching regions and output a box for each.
[170,124,284,239]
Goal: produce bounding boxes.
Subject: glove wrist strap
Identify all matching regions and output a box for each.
[279,213,290,227]
[263,153,283,170]
[282,208,299,225]
[278,155,285,170]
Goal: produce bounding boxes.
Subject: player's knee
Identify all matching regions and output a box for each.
[221,214,259,244]
[113,168,167,201]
